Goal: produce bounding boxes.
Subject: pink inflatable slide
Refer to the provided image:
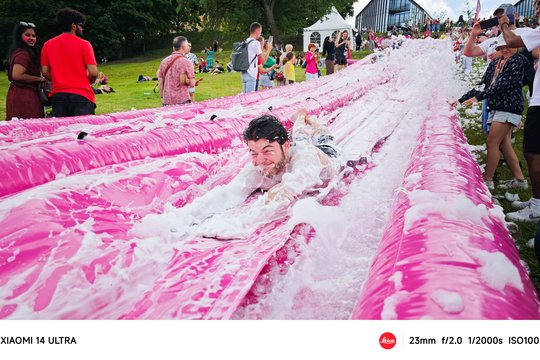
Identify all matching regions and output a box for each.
[350,101,540,320]
[1,39,538,319]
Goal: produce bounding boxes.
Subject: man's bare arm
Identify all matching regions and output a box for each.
[499,15,525,48]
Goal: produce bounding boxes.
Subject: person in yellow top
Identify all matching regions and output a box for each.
[283,51,295,84]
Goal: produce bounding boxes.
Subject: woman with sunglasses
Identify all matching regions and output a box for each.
[6,21,47,120]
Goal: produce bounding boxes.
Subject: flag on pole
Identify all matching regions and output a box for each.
[474,0,481,23]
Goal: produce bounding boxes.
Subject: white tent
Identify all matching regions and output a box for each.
[303,7,354,52]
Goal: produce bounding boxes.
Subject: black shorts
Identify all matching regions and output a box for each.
[335,57,347,66]
[523,106,540,154]
[51,92,96,117]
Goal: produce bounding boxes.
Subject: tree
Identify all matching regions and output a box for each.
[195,0,355,44]
[462,1,475,23]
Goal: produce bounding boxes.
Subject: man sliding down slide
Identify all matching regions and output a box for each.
[133,109,341,240]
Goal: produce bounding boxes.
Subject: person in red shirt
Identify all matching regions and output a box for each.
[41,8,98,117]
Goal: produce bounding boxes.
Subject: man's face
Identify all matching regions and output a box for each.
[181,40,191,53]
[75,22,84,37]
[255,27,262,38]
[247,139,290,177]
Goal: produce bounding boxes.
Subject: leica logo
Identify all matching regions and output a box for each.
[379,332,397,349]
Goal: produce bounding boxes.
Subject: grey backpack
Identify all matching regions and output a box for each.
[231,39,257,72]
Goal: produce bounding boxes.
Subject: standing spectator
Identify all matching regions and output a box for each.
[455,36,526,191]
[6,21,46,120]
[334,30,350,72]
[279,44,293,64]
[434,18,441,32]
[304,43,319,81]
[205,47,214,72]
[254,36,272,91]
[41,8,98,117]
[157,36,195,106]
[425,17,432,32]
[498,4,540,223]
[355,31,362,51]
[322,36,335,75]
[185,43,199,102]
[241,22,263,93]
[444,18,451,31]
[258,38,279,90]
[465,4,534,134]
[369,29,375,50]
[283,52,295,85]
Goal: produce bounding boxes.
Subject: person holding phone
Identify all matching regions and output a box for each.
[464,4,531,60]
[496,0,540,224]
[256,36,279,90]
[322,36,335,75]
[334,30,350,72]
[304,43,320,81]
[452,36,527,192]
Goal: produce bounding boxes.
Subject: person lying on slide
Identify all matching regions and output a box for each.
[134,109,340,240]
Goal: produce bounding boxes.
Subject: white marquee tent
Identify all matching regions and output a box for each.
[303,7,354,52]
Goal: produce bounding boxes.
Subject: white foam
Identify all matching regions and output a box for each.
[473,250,524,292]
[431,289,464,313]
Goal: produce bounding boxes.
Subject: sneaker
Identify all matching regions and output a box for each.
[485,179,494,190]
[511,199,530,210]
[505,205,540,222]
[498,178,528,190]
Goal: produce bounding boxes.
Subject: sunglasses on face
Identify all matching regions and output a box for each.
[19,21,35,28]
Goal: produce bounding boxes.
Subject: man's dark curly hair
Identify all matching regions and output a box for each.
[243,115,289,145]
[56,8,86,32]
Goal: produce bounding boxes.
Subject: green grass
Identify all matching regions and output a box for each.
[459,62,540,296]
[0,49,373,120]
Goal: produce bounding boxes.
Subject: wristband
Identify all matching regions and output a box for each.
[501,22,509,28]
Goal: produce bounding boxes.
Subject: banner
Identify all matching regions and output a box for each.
[474,0,481,22]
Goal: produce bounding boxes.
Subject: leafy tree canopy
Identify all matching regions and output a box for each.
[1,0,355,64]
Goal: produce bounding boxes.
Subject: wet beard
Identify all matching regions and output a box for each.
[263,157,286,177]
[262,147,288,177]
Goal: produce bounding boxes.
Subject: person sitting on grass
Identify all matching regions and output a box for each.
[93,71,107,86]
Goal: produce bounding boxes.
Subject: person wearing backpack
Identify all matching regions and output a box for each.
[238,22,262,93]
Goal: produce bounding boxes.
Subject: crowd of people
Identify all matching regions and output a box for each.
[236,22,355,94]
[449,3,540,267]
[3,3,539,284]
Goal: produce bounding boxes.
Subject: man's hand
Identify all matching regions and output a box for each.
[498,15,510,27]
[448,99,460,107]
[265,184,295,204]
[471,22,483,36]
[292,108,309,122]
